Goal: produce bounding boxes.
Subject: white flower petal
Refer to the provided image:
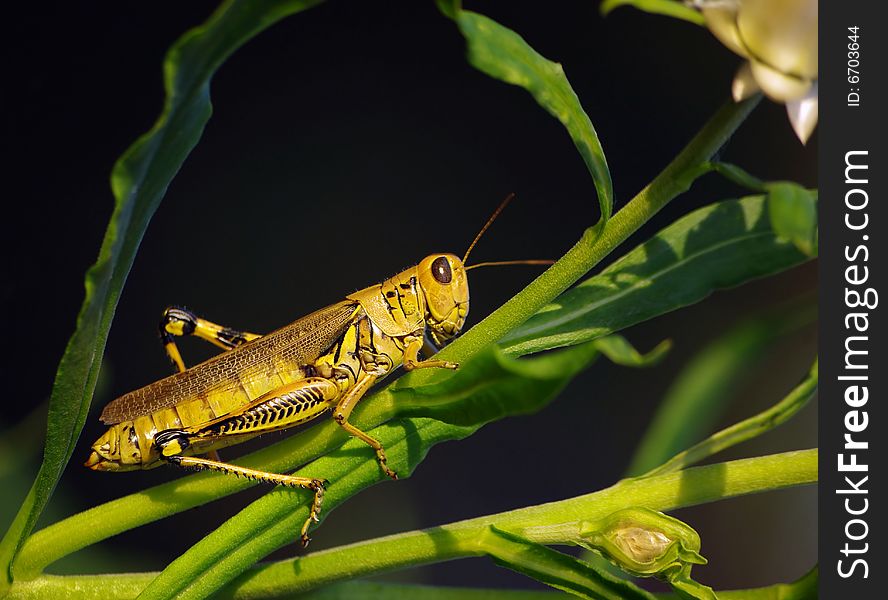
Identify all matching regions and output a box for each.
[732,62,761,101]
[737,0,818,79]
[700,3,749,58]
[786,82,818,144]
[749,59,811,102]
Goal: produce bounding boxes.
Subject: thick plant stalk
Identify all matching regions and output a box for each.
[5,449,816,599]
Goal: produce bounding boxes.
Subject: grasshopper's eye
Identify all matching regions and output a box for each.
[431,256,452,284]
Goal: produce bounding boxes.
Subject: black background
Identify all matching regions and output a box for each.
[2,0,817,592]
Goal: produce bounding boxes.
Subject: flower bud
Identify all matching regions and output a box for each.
[576,507,706,576]
[523,508,716,598]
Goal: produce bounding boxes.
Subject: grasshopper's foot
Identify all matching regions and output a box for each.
[300,478,328,548]
[376,450,398,480]
[404,359,459,371]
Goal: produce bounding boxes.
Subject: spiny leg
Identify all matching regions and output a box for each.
[163,452,327,547]
[159,306,262,373]
[155,376,342,544]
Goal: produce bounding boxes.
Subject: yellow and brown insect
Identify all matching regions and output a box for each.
[85,195,545,545]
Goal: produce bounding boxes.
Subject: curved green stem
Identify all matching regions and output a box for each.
[641,360,818,477]
[215,449,819,598]
[8,449,813,598]
[220,449,816,598]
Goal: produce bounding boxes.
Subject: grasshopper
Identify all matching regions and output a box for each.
[85,195,547,545]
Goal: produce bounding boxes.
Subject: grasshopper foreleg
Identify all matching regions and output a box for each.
[159,306,262,373]
[402,335,459,371]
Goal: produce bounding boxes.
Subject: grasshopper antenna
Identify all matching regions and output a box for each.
[462,192,516,264]
[463,194,554,270]
[465,259,554,271]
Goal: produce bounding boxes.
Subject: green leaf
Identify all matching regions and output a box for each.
[592,335,671,367]
[600,0,706,26]
[710,161,767,192]
[391,336,662,429]
[394,342,601,426]
[766,182,818,256]
[479,526,656,600]
[134,342,601,600]
[0,0,325,587]
[500,194,812,356]
[706,165,817,256]
[717,567,818,600]
[440,2,612,224]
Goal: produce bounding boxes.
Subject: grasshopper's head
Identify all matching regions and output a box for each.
[417,253,469,347]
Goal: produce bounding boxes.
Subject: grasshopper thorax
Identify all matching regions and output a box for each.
[416,253,469,347]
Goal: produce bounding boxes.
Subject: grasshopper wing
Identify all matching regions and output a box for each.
[99,301,361,424]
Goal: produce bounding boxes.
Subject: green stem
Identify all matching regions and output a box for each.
[1,567,818,600]
[642,361,818,477]
[220,449,816,597]
[10,449,812,598]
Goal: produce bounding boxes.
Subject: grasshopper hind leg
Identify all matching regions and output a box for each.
[167,454,328,547]
[157,431,327,546]
[158,306,262,373]
[158,307,262,464]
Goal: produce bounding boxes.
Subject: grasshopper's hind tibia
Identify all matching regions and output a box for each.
[155,378,340,545]
[159,306,262,373]
[156,428,327,546]
[165,452,327,547]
